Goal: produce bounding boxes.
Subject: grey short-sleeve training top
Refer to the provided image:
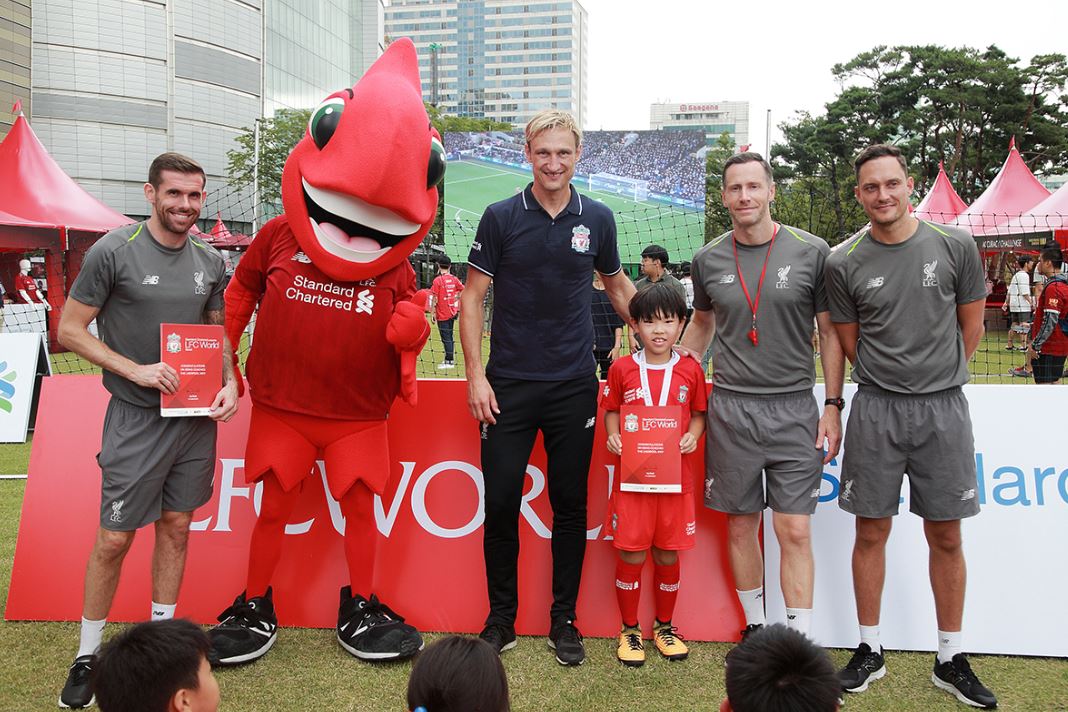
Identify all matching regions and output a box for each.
[70,221,227,407]
[691,223,830,394]
[825,220,987,394]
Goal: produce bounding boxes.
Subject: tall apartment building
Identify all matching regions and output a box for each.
[0,0,31,139]
[30,0,382,221]
[650,101,749,149]
[385,0,587,128]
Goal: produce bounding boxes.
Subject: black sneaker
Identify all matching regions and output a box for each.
[208,588,278,666]
[839,643,886,693]
[724,623,763,666]
[548,619,585,666]
[58,654,95,709]
[336,586,423,660]
[932,653,998,709]
[479,623,517,655]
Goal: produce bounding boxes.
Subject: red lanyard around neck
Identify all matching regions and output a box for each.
[731,223,779,346]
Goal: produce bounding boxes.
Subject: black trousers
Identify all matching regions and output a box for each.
[481,375,598,627]
[437,316,456,362]
[593,348,613,380]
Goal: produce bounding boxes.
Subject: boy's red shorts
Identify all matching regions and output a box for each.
[605,489,696,551]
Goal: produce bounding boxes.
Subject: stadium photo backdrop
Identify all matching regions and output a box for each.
[443,130,706,271]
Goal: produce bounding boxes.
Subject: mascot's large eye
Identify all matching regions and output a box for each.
[427,136,446,188]
[309,97,345,150]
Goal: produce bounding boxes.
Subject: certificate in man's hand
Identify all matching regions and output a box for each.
[620,404,682,493]
[160,323,224,417]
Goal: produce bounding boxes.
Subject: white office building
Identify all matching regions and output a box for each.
[650,101,749,149]
[385,0,587,128]
[31,0,383,221]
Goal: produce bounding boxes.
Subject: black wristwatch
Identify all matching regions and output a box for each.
[824,397,846,410]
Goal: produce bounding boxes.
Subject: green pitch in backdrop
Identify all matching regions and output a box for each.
[443,159,705,269]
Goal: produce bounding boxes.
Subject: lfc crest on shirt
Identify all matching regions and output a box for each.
[677,385,688,404]
[571,225,591,253]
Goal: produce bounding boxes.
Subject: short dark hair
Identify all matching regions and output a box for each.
[1017,255,1033,269]
[1041,247,1063,270]
[92,619,212,712]
[640,244,669,266]
[148,152,206,189]
[853,143,908,180]
[406,636,510,712]
[725,624,840,712]
[722,151,773,185]
[437,255,452,268]
[629,281,687,322]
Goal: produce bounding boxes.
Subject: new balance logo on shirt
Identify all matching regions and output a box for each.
[718,274,736,284]
[865,277,885,290]
[142,275,159,285]
[291,251,312,263]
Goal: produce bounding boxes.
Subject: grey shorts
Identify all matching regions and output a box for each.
[704,388,823,515]
[838,385,979,521]
[97,397,217,531]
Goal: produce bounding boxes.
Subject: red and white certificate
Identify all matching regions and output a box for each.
[620,404,682,493]
[160,323,224,417]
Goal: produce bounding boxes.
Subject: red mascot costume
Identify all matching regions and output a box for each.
[208,38,443,665]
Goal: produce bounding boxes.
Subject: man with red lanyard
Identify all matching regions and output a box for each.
[680,152,844,649]
[1027,246,1068,384]
[429,255,464,369]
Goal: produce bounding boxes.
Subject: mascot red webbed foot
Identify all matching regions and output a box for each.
[207,38,442,666]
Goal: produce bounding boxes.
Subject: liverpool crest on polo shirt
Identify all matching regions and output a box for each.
[571,225,591,253]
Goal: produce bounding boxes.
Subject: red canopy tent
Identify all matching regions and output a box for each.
[0,112,132,345]
[0,113,132,242]
[997,182,1068,239]
[952,138,1050,235]
[205,213,252,250]
[914,163,968,224]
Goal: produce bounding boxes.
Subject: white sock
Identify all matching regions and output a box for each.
[937,629,962,664]
[736,587,766,627]
[151,602,177,621]
[785,607,812,635]
[859,624,881,652]
[77,617,106,658]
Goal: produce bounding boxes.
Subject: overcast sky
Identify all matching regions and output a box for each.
[580,0,1068,151]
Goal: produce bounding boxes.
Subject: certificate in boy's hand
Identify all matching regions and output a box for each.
[160,323,224,417]
[620,404,683,493]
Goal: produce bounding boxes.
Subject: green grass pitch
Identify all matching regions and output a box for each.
[443,159,705,269]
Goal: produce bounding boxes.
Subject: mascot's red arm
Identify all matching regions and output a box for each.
[223,279,260,397]
[386,288,432,406]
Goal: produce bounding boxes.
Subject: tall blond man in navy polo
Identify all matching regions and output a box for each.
[827,144,996,709]
[461,110,635,665]
[680,152,845,650]
[55,153,237,709]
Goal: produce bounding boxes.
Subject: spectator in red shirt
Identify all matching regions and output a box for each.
[429,256,464,369]
[1027,246,1068,384]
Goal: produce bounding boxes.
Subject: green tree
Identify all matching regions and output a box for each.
[227,108,310,210]
[704,132,736,240]
[774,44,1068,239]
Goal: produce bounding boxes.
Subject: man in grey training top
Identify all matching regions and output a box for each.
[826,144,996,709]
[56,153,237,709]
[680,152,844,648]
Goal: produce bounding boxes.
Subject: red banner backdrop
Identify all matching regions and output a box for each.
[6,376,742,640]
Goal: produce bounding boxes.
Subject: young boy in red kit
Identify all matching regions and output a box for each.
[601,281,707,666]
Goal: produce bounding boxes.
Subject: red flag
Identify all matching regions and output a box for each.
[11,99,21,115]
[739,144,751,152]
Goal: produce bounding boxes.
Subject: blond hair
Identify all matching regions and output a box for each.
[524,110,582,148]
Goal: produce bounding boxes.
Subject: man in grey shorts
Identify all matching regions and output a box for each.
[55,152,237,709]
[826,144,996,709]
[680,152,844,646]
